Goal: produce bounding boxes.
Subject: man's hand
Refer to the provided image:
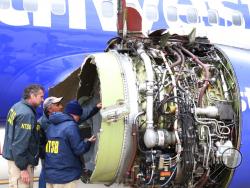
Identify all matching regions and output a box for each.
[96,103,102,109]
[87,135,96,142]
[20,169,30,184]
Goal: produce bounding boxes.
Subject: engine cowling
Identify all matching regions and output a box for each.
[50,32,241,188]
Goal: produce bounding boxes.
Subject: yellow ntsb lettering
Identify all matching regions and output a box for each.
[36,124,41,131]
[7,109,16,126]
[46,140,59,154]
[21,123,31,130]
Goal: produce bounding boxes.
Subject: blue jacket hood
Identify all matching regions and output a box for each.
[49,112,74,125]
[45,111,91,184]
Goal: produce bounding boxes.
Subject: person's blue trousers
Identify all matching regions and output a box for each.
[39,160,46,188]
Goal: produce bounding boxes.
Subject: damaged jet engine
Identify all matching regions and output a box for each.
[50,31,241,188]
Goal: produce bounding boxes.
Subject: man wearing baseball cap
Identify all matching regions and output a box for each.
[43,97,64,118]
[38,96,64,188]
[44,100,96,188]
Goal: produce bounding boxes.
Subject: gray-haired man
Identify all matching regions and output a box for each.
[2,84,45,188]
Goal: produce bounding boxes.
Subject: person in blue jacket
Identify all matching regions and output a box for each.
[39,98,101,188]
[2,84,45,188]
[44,100,97,188]
[38,96,64,188]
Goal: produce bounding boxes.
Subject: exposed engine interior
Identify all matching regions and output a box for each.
[50,30,241,188]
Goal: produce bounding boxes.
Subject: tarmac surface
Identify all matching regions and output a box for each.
[0,180,127,188]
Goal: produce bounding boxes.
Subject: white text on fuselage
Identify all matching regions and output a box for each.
[0,0,250,31]
[241,87,250,112]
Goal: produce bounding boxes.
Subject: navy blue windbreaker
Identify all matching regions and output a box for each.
[37,113,50,159]
[38,103,98,159]
[80,105,99,122]
[45,112,91,184]
[2,99,40,170]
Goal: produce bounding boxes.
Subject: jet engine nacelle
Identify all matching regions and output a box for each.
[50,32,241,187]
